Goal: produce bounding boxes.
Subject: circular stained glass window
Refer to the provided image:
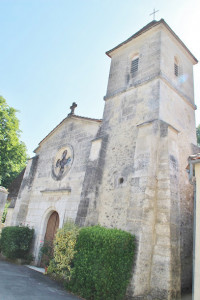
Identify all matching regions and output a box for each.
[52,145,73,180]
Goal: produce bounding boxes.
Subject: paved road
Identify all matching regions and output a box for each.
[0,260,193,300]
[0,260,81,300]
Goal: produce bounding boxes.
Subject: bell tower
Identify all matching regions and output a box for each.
[79,19,198,299]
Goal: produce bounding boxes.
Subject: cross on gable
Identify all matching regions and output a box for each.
[149,8,159,20]
[68,102,77,115]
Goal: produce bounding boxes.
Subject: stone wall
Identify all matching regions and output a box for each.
[193,160,200,299]
[79,22,197,299]
[106,26,161,99]
[11,116,100,263]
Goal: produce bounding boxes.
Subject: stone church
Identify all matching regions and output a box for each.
[10,19,199,299]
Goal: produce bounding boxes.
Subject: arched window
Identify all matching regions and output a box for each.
[131,54,139,76]
[174,56,179,77]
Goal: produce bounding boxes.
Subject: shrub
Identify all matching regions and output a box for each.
[0,225,34,259]
[40,240,54,267]
[47,220,79,279]
[67,225,135,300]
[1,202,10,223]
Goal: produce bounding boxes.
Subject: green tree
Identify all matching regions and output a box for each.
[197,124,200,146]
[0,96,28,188]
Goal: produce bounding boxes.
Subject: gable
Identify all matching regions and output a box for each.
[34,115,101,154]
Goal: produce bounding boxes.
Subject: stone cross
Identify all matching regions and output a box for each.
[149,8,159,20]
[69,102,77,115]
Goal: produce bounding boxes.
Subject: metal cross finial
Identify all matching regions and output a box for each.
[150,8,159,20]
[69,102,77,115]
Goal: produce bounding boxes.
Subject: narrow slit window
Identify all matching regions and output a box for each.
[131,57,139,75]
[119,177,124,184]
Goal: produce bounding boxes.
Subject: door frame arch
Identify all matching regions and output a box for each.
[35,206,61,265]
[44,210,59,242]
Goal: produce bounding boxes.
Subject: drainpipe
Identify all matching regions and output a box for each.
[188,159,200,300]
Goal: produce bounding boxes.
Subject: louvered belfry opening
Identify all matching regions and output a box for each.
[131,57,139,75]
[174,56,180,77]
[174,63,179,77]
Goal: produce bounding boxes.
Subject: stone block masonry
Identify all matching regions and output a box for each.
[79,20,197,299]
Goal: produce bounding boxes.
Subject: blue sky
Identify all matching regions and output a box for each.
[0,0,200,156]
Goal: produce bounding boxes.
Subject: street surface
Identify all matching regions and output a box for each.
[0,260,81,300]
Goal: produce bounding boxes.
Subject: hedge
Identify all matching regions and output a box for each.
[67,225,135,300]
[0,226,34,259]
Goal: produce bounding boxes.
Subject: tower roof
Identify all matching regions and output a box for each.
[106,19,198,64]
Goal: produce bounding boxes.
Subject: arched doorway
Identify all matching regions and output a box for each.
[40,211,59,267]
[44,211,59,242]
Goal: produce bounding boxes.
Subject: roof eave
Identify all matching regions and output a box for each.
[106,19,198,64]
[106,20,158,57]
[33,114,102,153]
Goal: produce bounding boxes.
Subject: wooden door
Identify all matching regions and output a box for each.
[44,211,59,242]
[41,211,59,267]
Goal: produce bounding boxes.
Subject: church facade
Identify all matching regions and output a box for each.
[11,19,198,299]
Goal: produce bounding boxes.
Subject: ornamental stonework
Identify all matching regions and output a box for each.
[52,145,73,180]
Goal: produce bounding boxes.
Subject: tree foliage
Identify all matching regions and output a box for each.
[197,124,200,146]
[0,96,28,187]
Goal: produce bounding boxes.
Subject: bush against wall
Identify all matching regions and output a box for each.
[0,225,34,259]
[68,225,135,300]
[47,220,79,279]
[40,240,54,268]
[1,202,10,223]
